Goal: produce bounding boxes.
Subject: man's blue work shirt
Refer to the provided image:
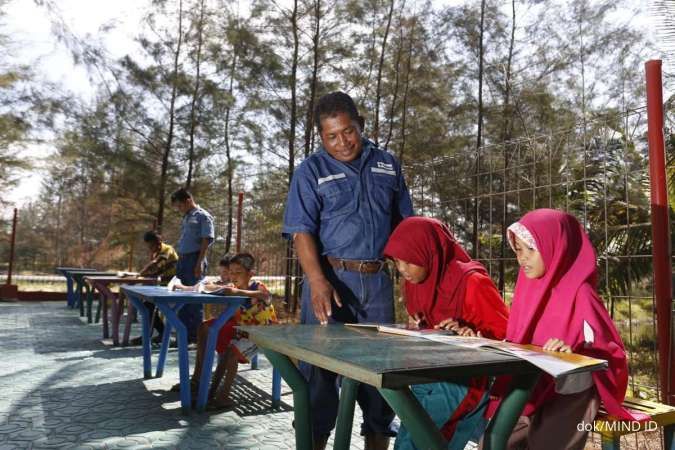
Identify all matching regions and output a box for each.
[177,206,215,255]
[282,139,413,260]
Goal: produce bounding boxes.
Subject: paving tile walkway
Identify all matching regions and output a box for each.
[0,302,377,450]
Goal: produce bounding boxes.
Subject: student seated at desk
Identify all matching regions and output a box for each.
[129,231,179,345]
[171,252,277,410]
[484,209,647,450]
[383,217,509,450]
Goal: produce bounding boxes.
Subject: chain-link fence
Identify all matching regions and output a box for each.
[405,105,671,400]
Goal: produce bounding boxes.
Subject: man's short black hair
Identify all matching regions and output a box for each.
[314,91,363,133]
[230,252,255,271]
[219,255,232,267]
[170,188,192,204]
[143,230,161,244]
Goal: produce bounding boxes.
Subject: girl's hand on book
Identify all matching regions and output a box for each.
[435,318,459,330]
[411,312,427,328]
[454,326,477,336]
[543,338,572,353]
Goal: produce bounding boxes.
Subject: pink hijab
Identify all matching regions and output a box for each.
[489,209,648,421]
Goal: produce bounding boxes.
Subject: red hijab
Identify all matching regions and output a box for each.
[383,217,487,327]
[489,209,648,421]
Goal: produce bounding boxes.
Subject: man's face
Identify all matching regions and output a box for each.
[172,200,190,215]
[319,112,363,163]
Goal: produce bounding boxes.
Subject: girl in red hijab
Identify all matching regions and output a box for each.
[383,216,509,449]
[486,209,648,450]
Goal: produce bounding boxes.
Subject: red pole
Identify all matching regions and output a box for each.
[236,192,244,253]
[7,208,17,286]
[645,59,674,406]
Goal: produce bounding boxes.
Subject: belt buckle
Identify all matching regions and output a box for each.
[340,259,347,271]
[360,260,384,273]
[374,260,385,273]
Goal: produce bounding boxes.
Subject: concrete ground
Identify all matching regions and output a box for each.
[0,301,662,450]
[0,301,375,450]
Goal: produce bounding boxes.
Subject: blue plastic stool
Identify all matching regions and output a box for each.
[251,354,282,408]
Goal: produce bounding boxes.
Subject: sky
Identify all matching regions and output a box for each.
[2,0,666,210]
[3,0,144,208]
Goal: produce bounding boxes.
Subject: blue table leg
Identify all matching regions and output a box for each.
[156,303,192,414]
[272,368,281,408]
[127,295,153,379]
[156,319,174,378]
[196,304,240,411]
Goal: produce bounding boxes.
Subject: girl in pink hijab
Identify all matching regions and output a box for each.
[486,209,648,449]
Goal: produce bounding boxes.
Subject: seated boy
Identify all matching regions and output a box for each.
[130,231,179,345]
[172,253,277,408]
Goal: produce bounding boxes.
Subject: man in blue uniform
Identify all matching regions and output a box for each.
[171,188,214,343]
[283,92,414,449]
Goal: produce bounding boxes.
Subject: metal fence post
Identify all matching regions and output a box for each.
[645,59,674,406]
[7,208,17,286]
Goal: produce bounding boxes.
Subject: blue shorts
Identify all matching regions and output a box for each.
[299,265,396,438]
[394,381,489,450]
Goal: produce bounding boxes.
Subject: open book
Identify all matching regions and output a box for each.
[117,271,140,278]
[422,334,608,379]
[345,322,457,337]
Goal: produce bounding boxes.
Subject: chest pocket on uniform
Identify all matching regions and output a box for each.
[187,217,201,235]
[318,180,354,219]
[371,172,398,211]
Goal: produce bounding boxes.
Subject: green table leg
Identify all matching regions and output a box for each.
[482,373,540,450]
[85,283,94,323]
[77,280,85,317]
[334,377,359,450]
[94,290,102,324]
[600,434,620,450]
[262,349,313,450]
[379,387,447,450]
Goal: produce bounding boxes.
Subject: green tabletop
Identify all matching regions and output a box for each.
[238,324,535,388]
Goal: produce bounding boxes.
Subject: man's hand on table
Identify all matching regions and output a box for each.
[309,276,342,325]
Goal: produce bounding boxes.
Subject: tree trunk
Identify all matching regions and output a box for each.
[156,0,184,233]
[373,0,396,145]
[287,0,300,312]
[384,3,406,151]
[472,0,486,258]
[498,0,516,295]
[398,15,416,165]
[223,45,239,255]
[288,0,299,186]
[186,0,206,190]
[303,0,321,158]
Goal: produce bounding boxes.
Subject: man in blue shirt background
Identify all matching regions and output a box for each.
[283,92,413,450]
[171,188,214,343]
